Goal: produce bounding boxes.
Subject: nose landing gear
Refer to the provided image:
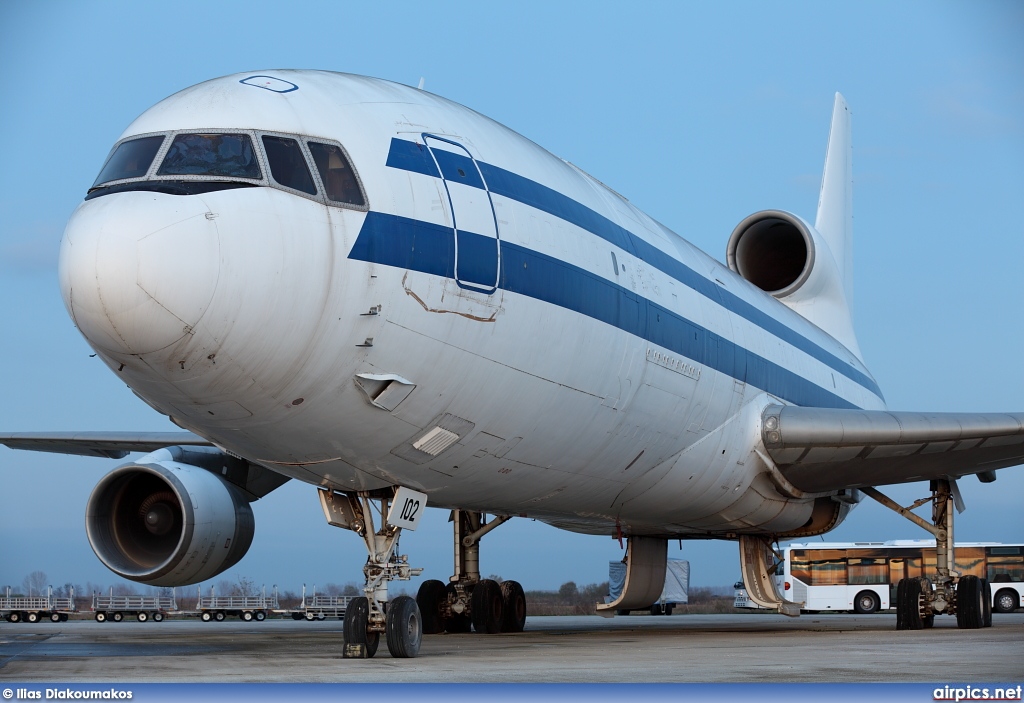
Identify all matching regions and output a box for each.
[319,487,425,658]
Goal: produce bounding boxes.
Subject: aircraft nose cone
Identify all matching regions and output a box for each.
[59,193,220,356]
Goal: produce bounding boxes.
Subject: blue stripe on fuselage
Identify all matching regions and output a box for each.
[350,211,862,410]
[384,137,881,400]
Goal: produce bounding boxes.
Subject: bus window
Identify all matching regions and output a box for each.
[987,547,1023,582]
[792,549,847,586]
[849,557,888,585]
[954,547,986,578]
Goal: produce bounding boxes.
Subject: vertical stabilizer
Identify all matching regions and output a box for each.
[815,93,854,305]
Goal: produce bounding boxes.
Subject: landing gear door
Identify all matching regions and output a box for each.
[423,134,501,294]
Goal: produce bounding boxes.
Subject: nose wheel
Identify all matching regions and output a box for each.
[319,487,425,658]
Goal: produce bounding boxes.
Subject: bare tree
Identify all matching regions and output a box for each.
[22,571,47,597]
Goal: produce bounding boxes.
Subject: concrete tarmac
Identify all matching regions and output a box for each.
[1,613,1022,683]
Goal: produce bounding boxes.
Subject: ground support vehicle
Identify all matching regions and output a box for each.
[285,586,353,621]
[608,559,689,615]
[195,586,279,622]
[2,587,76,623]
[734,540,1023,616]
[91,591,176,622]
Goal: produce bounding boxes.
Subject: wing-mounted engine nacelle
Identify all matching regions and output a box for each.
[85,447,284,587]
[727,210,858,354]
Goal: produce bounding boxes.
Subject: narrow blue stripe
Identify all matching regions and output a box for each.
[350,212,860,410]
[385,138,881,400]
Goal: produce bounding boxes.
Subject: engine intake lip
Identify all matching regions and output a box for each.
[727,209,815,298]
[86,463,195,581]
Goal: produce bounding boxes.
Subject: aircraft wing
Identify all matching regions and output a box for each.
[0,432,214,459]
[762,406,1024,492]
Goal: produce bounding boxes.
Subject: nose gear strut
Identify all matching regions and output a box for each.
[318,487,425,657]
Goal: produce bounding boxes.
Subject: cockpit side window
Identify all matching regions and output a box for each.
[261,135,317,195]
[158,133,261,179]
[92,135,165,187]
[308,141,365,206]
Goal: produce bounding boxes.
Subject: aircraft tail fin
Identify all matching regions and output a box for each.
[815,93,854,306]
[726,94,864,361]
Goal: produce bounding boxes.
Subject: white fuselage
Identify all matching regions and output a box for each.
[59,71,884,538]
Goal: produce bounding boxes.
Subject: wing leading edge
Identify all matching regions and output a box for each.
[0,432,214,459]
[762,406,1024,493]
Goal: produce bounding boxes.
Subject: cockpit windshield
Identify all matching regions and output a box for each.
[157,133,261,179]
[87,129,366,209]
[92,135,165,187]
[308,141,365,206]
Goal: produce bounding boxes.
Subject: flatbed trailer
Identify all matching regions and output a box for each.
[91,591,177,622]
[194,586,279,622]
[2,587,76,623]
[285,586,352,620]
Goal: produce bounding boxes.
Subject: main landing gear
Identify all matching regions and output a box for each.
[415,510,527,635]
[862,479,992,630]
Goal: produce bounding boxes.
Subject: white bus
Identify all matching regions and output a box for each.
[734,540,1024,614]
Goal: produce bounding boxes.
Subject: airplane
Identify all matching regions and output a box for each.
[2,70,1022,657]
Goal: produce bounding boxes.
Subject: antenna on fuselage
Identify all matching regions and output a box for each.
[417,77,425,90]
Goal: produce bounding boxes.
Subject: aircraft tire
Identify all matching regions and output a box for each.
[342,597,379,658]
[982,579,992,628]
[470,579,504,634]
[443,583,472,633]
[956,575,984,629]
[896,578,924,630]
[416,579,448,634]
[385,595,422,658]
[500,580,527,632]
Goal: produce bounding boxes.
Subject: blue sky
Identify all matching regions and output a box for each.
[0,1,1021,596]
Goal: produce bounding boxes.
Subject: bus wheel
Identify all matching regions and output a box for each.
[854,590,879,614]
[994,589,1018,614]
[956,575,984,629]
